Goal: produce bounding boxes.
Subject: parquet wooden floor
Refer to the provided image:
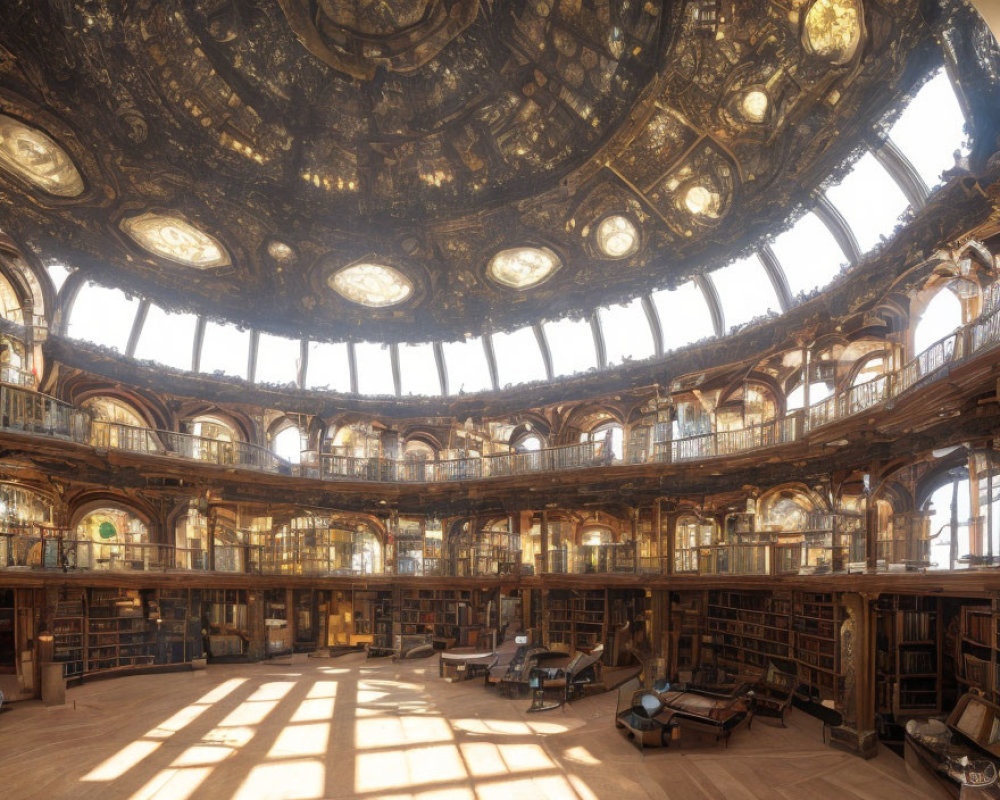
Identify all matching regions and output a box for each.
[0,654,939,800]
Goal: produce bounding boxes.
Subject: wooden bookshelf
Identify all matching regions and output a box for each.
[392,587,483,651]
[543,589,606,653]
[896,596,942,714]
[86,589,156,673]
[52,588,86,678]
[668,591,704,677]
[703,590,792,676]
[792,591,840,702]
[958,601,998,702]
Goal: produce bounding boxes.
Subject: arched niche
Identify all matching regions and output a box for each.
[674,512,719,574]
[73,503,151,570]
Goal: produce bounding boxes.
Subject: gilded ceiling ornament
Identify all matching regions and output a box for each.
[267,241,296,262]
[329,263,413,307]
[595,215,639,259]
[120,212,231,269]
[0,115,84,197]
[277,0,480,80]
[802,0,864,65]
[487,247,562,289]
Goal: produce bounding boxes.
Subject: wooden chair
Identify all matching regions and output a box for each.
[751,661,798,726]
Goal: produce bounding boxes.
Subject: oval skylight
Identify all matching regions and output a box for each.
[486,246,562,289]
[740,90,769,123]
[329,262,413,307]
[0,114,84,197]
[120,212,231,268]
[684,185,721,218]
[595,215,639,259]
[802,0,862,65]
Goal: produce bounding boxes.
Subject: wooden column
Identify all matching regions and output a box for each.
[246,590,266,661]
[865,493,879,573]
[665,512,677,576]
[830,592,878,758]
[540,511,549,574]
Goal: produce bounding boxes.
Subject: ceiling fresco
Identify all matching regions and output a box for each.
[0,0,953,342]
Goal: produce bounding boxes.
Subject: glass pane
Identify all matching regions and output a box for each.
[255,332,300,386]
[67,282,139,352]
[709,254,780,332]
[306,341,352,392]
[598,298,655,366]
[46,263,73,294]
[651,281,715,350]
[492,326,547,387]
[825,152,909,254]
[770,212,848,298]
[355,341,395,395]
[888,70,968,190]
[543,317,597,377]
[134,304,197,371]
[443,337,492,394]
[399,342,440,396]
[200,320,250,378]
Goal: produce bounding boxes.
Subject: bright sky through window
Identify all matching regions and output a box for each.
[200,321,250,378]
[542,317,597,377]
[492,326,547,387]
[67,282,139,352]
[770,212,848,297]
[599,298,655,366]
[914,288,963,354]
[354,341,395,395]
[651,281,715,350]
[443,337,492,394]
[255,332,300,386]
[888,69,968,190]
[272,425,302,465]
[398,342,440,396]
[134,304,197,371]
[825,152,909,253]
[786,382,834,411]
[46,263,73,294]
[305,341,351,392]
[709,254,780,332]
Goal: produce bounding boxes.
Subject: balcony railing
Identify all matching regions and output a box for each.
[0,304,995,490]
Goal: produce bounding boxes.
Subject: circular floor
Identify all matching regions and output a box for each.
[0,654,933,799]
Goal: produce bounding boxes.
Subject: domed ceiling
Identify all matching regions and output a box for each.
[0,0,941,342]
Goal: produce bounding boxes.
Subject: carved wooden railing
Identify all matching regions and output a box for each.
[0,303,994,490]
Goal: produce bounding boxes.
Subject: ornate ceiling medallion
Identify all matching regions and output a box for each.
[329,262,413,307]
[120,212,231,269]
[802,0,864,65]
[595,215,639,259]
[278,0,480,80]
[0,114,84,197]
[487,246,562,290]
